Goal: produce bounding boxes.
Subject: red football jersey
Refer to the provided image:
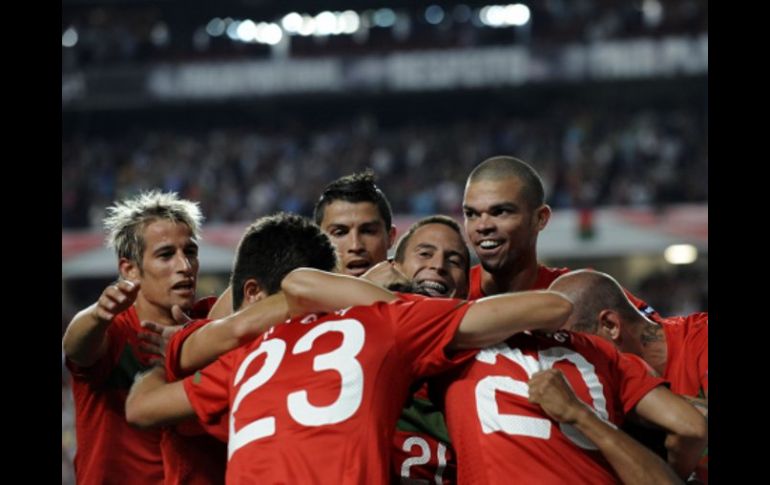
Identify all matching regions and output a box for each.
[437,331,665,485]
[66,297,222,485]
[184,297,474,484]
[468,264,660,320]
[392,382,457,484]
[661,312,708,397]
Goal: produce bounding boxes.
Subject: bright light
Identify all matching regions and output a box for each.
[339,10,360,34]
[425,5,445,25]
[226,20,241,40]
[664,244,698,265]
[373,8,396,28]
[505,4,531,26]
[298,15,316,36]
[480,4,531,27]
[206,18,226,37]
[314,11,337,36]
[642,0,663,27]
[237,20,258,42]
[281,13,303,34]
[62,26,78,48]
[256,22,283,45]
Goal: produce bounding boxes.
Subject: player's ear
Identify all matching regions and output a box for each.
[534,204,551,231]
[598,310,621,341]
[243,279,268,305]
[387,225,397,249]
[119,257,141,282]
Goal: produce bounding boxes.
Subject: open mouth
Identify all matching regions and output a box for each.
[345,260,371,277]
[476,239,504,256]
[415,279,450,297]
[171,281,195,293]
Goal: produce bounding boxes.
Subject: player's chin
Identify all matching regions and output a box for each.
[170,290,196,308]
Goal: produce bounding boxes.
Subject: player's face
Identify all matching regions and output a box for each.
[135,219,199,312]
[463,177,546,275]
[397,223,469,298]
[320,201,395,277]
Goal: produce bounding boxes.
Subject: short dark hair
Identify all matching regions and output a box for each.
[468,156,545,210]
[231,213,337,310]
[394,215,470,276]
[313,170,393,230]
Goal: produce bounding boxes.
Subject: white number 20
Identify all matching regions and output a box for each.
[229,319,365,458]
[474,344,614,450]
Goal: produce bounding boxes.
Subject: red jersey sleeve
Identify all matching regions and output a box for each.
[384,297,476,378]
[165,319,212,381]
[183,350,235,426]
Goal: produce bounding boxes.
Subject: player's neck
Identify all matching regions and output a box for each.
[638,319,668,376]
[483,259,540,295]
[134,297,175,326]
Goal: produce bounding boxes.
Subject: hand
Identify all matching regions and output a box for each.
[528,368,588,424]
[138,320,184,366]
[362,260,411,291]
[91,280,140,323]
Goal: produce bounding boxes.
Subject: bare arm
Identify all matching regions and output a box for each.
[62,280,140,367]
[451,291,573,349]
[631,386,708,479]
[281,268,398,317]
[125,366,195,428]
[528,369,682,485]
[179,292,289,372]
[207,286,233,320]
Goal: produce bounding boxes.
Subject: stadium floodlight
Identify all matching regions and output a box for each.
[339,10,360,34]
[505,4,531,26]
[226,20,242,40]
[256,22,283,45]
[664,244,698,265]
[281,13,303,34]
[206,18,226,37]
[298,14,316,36]
[373,8,396,28]
[425,5,445,25]
[237,20,258,42]
[62,26,78,48]
[314,11,337,36]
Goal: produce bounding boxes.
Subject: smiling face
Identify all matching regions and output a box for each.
[121,219,199,321]
[319,200,395,277]
[463,176,548,276]
[396,223,469,298]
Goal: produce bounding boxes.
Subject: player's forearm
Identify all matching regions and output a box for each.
[572,407,683,485]
[126,366,193,427]
[451,291,572,349]
[180,293,289,372]
[62,304,111,367]
[633,387,708,479]
[282,268,397,317]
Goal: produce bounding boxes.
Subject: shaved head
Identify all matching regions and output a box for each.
[549,269,641,332]
[467,156,545,210]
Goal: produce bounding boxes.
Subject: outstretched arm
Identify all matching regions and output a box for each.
[178,292,290,372]
[528,369,682,485]
[451,291,573,349]
[281,268,398,317]
[63,280,140,367]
